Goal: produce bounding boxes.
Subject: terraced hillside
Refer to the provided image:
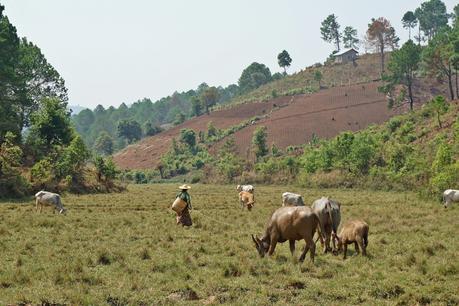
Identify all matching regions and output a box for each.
[114,82,396,170]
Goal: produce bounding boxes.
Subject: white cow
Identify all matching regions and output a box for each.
[443,189,459,208]
[34,191,66,214]
[237,184,254,193]
[282,192,305,206]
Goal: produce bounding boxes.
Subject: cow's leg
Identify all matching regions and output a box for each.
[289,240,295,256]
[309,238,316,262]
[354,241,360,254]
[324,231,332,253]
[299,239,310,262]
[268,237,278,256]
[35,199,39,212]
[343,243,348,260]
[357,238,366,256]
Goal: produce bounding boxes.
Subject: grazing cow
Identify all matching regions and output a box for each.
[251,206,322,262]
[282,192,304,206]
[443,189,459,208]
[34,191,66,214]
[311,197,341,253]
[239,191,254,211]
[337,220,369,259]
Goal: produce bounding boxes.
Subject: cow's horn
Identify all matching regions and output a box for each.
[251,234,258,245]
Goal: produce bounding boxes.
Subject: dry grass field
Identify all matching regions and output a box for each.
[0,184,458,305]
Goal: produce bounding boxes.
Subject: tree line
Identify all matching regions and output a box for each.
[0,3,118,197]
[73,55,292,154]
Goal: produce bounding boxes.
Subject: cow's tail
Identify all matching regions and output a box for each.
[363,230,369,247]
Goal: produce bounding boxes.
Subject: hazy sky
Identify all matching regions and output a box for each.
[2,0,457,108]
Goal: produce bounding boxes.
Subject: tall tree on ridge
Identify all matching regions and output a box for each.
[321,14,341,51]
[366,17,399,75]
[402,11,418,40]
[342,26,359,49]
[415,0,449,42]
[277,50,292,75]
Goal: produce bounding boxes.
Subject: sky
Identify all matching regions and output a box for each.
[2,0,458,109]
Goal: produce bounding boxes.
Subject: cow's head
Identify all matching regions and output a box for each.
[236,185,242,192]
[335,235,343,254]
[34,190,45,198]
[251,234,269,257]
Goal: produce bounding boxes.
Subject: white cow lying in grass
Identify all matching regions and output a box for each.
[35,191,67,214]
[443,189,459,208]
[282,192,305,206]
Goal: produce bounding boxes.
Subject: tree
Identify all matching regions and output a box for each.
[73,109,94,133]
[422,28,456,100]
[191,96,203,117]
[143,121,162,136]
[207,121,218,138]
[94,131,114,155]
[117,119,142,144]
[431,96,448,128]
[0,132,29,197]
[342,26,359,49]
[415,0,449,41]
[402,11,418,40]
[94,155,119,184]
[16,38,68,130]
[56,135,90,181]
[277,50,292,74]
[28,97,73,151]
[252,126,268,159]
[180,129,196,148]
[454,4,459,28]
[381,40,422,110]
[238,62,272,93]
[313,70,323,88]
[201,87,219,115]
[366,17,399,75]
[320,14,341,51]
[0,5,22,142]
[173,112,185,125]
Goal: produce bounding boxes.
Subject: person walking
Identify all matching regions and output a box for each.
[175,184,192,226]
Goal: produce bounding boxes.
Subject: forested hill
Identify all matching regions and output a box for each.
[72,83,240,153]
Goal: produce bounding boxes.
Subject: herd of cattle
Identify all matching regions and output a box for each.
[238,185,367,261]
[33,186,456,262]
[239,185,455,262]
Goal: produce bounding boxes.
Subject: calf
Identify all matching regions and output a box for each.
[443,189,459,208]
[337,220,369,259]
[34,191,66,214]
[282,192,304,206]
[251,206,321,262]
[239,191,254,211]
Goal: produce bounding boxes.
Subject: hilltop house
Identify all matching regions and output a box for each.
[334,48,358,64]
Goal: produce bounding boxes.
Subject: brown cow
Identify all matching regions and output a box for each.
[337,220,369,259]
[251,206,322,262]
[239,191,254,211]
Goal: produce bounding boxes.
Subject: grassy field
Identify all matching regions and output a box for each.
[0,184,457,305]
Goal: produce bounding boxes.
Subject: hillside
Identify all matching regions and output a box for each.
[114,81,394,169]
[113,51,450,171]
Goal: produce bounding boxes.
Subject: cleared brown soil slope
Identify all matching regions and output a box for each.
[113,96,292,169]
[114,82,397,169]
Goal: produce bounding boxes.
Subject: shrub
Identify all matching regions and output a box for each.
[387,117,402,133]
